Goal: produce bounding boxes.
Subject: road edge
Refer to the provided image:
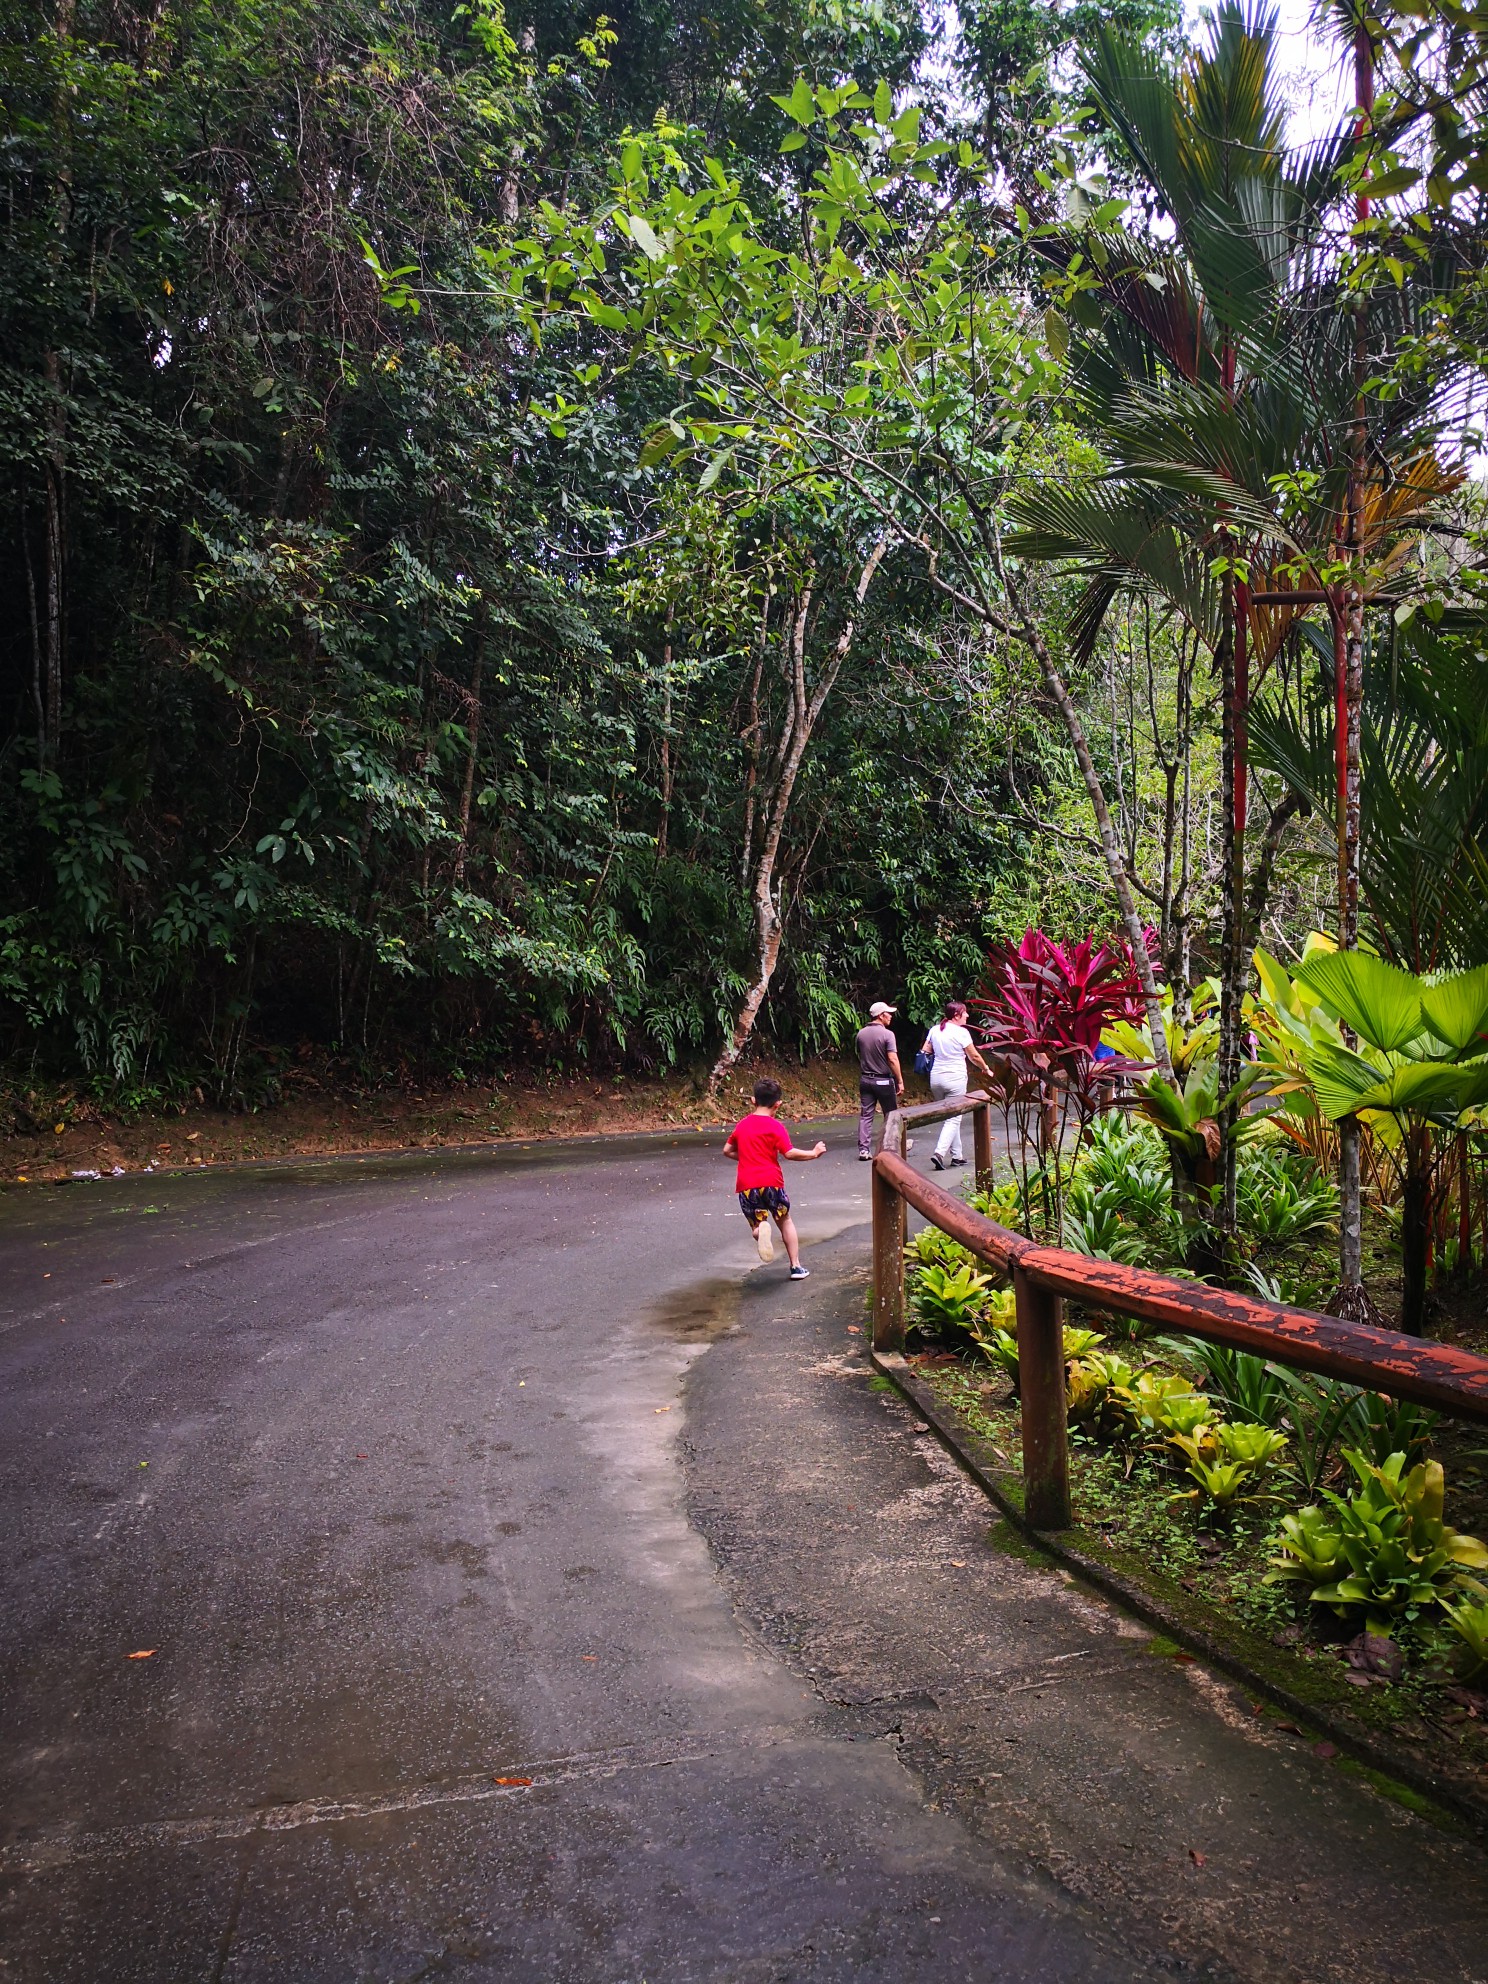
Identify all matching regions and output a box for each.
[870,1346,1488,1838]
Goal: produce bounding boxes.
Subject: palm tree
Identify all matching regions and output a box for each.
[1007,1,1460,1300]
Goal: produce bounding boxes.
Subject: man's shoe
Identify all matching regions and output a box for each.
[755,1221,775,1263]
[789,1264,810,1279]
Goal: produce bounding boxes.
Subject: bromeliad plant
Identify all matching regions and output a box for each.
[1170,1431,1287,1514]
[1444,1597,1488,1681]
[1267,1449,1488,1634]
[910,1262,997,1342]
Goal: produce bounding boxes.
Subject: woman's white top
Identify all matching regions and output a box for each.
[927,1021,974,1078]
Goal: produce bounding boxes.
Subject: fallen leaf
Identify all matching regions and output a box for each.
[1188,1848,1207,1868]
[654,1406,671,1413]
[581,1655,597,1662]
[493,1775,532,1786]
[127,1649,157,1660]
[42,1272,50,1279]
[846,1326,860,1334]
[950,1560,967,1568]
[16,1175,28,1183]
[102,1276,117,1285]
[1248,1701,1265,1716]
[1314,1741,1338,1759]
[355,1453,368,1460]
[1172,1652,1197,1665]
[1276,1721,1303,1734]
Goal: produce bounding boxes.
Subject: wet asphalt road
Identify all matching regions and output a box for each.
[0,1123,1153,1983]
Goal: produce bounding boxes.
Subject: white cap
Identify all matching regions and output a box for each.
[868,1000,897,1018]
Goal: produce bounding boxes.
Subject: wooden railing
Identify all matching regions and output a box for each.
[871,1096,1488,1529]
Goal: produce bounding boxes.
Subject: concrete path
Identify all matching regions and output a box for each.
[0,1126,1484,1981]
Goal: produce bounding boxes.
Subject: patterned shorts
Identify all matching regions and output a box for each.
[738,1185,790,1226]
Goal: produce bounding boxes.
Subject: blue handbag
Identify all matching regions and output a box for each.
[914,1035,934,1077]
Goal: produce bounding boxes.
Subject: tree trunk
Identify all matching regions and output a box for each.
[1458,1129,1473,1275]
[1400,1144,1431,1337]
[1329,14,1378,1326]
[994,550,1175,1083]
[1216,572,1243,1245]
[708,540,885,1092]
[656,626,674,862]
[453,623,484,886]
[39,0,76,766]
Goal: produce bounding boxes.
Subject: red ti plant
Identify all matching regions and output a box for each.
[970,933,1152,1214]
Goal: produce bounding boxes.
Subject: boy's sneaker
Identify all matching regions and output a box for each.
[755,1220,775,1264]
[789,1264,810,1279]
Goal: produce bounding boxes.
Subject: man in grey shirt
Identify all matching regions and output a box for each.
[856,1000,904,1159]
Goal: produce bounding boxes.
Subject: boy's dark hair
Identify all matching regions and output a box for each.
[753,1076,783,1107]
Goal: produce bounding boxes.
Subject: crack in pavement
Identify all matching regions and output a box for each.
[1,1723,910,1871]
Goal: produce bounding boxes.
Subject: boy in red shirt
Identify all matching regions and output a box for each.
[723,1077,827,1276]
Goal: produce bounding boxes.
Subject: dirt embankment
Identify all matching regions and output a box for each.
[2,1055,865,1184]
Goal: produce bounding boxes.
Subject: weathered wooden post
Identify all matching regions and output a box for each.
[973,1100,994,1195]
[871,1160,906,1351]
[1014,1263,1071,1528]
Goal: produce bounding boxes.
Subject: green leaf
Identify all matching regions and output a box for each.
[1375,1058,1488,1114]
[1044,308,1069,360]
[581,295,628,331]
[1297,1040,1390,1122]
[638,425,684,468]
[1363,166,1422,198]
[627,214,666,262]
[771,78,815,127]
[873,78,891,124]
[698,447,731,490]
[779,131,807,153]
[1294,951,1424,1052]
[1419,963,1488,1052]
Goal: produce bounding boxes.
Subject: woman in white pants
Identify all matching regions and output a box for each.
[920,1000,993,1170]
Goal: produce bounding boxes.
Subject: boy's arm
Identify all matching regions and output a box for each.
[723,1133,738,1157]
[783,1141,828,1160]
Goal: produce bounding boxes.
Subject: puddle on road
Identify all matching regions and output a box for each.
[643,1278,741,1343]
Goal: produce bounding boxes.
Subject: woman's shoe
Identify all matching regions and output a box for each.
[950,1156,968,1166]
[930,1155,945,1171]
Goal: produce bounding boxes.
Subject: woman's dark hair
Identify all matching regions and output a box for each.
[944,999,968,1021]
[753,1076,783,1106]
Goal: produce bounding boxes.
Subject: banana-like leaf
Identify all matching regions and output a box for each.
[1294,951,1424,1053]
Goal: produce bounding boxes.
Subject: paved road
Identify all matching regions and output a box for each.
[0,1125,1485,1981]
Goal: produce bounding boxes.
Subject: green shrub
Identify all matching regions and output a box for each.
[1271,1450,1488,1635]
[910,1261,995,1340]
[1443,1596,1488,1680]
[1234,1148,1339,1244]
[1267,1506,1346,1589]
[903,1227,975,1272]
[1165,1337,1289,1427]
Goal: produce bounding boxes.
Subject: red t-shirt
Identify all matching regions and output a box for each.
[730,1113,791,1191]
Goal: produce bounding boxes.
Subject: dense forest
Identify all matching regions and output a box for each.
[3,0,1486,1119]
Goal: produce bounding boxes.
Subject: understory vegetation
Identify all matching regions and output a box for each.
[903,1111,1488,1747]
